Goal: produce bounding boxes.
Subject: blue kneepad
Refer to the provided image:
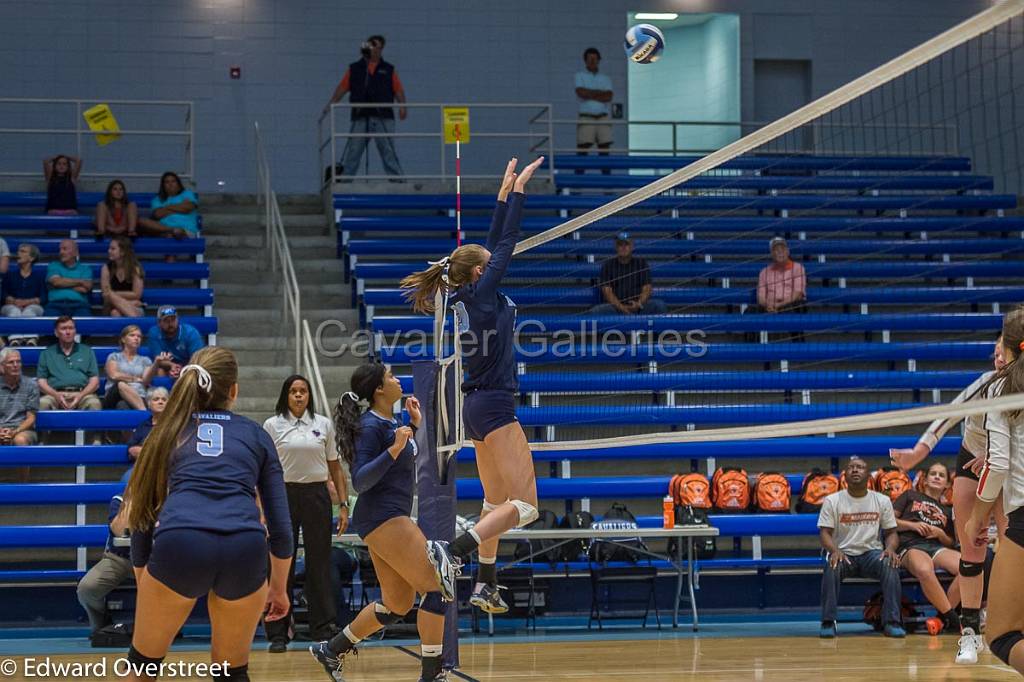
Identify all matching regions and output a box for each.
[420,592,446,615]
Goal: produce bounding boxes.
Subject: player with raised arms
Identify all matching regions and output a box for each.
[400,156,543,614]
[124,346,293,682]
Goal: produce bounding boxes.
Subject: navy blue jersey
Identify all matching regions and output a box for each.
[451,191,524,393]
[127,417,153,448]
[151,410,292,559]
[350,410,417,537]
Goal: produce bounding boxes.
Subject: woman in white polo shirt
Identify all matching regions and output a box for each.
[263,375,350,651]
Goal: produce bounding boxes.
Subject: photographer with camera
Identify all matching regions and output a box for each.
[323,34,407,180]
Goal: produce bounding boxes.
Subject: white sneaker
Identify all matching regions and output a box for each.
[956,627,982,665]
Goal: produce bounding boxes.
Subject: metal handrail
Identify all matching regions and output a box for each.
[0,98,195,180]
[255,122,331,408]
[318,102,554,186]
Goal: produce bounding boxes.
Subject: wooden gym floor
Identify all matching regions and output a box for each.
[2,631,1019,681]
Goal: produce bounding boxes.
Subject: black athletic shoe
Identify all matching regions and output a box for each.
[310,640,355,681]
[469,583,509,614]
[426,540,461,601]
[268,639,288,653]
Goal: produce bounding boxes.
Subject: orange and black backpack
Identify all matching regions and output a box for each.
[753,472,791,512]
[870,466,912,502]
[711,467,751,512]
[797,468,840,513]
[670,472,712,510]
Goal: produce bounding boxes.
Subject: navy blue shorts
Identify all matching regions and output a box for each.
[146,528,269,600]
[463,389,518,441]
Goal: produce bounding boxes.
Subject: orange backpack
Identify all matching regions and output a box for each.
[754,472,791,512]
[670,473,712,509]
[798,468,840,512]
[870,466,912,502]
[711,467,751,512]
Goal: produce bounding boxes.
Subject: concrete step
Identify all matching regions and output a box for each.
[217,294,353,311]
[202,213,327,231]
[211,258,341,274]
[208,246,336,261]
[212,281,351,298]
[238,364,352,382]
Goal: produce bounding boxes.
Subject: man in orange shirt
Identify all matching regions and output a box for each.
[757,237,806,313]
[324,35,407,179]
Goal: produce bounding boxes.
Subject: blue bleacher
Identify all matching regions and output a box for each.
[18,237,204,257]
[379,340,993,364]
[0,192,105,209]
[338,215,1024,239]
[0,315,215,335]
[347,237,1024,258]
[354,260,1022,283]
[554,174,994,191]
[335,193,1016,212]
[365,285,1024,309]
[371,312,1002,335]
[544,154,973,172]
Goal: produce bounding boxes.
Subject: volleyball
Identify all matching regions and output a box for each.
[624,23,666,64]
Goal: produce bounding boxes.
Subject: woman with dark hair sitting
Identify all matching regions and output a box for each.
[138,172,196,239]
[893,462,962,633]
[262,375,350,650]
[94,179,138,239]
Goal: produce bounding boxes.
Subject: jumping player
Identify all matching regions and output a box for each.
[890,333,1008,664]
[124,347,293,682]
[310,363,456,682]
[400,156,544,614]
[966,308,1024,675]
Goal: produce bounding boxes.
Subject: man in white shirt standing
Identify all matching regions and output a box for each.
[574,47,614,175]
[818,456,905,639]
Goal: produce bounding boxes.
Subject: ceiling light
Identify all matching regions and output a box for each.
[635,12,679,20]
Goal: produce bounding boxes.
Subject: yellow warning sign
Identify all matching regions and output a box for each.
[82,104,121,147]
[443,106,470,144]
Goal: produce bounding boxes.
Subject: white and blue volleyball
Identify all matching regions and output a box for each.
[624,24,665,64]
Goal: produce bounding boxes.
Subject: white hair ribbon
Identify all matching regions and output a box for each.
[429,256,452,284]
[341,391,361,404]
[181,364,212,393]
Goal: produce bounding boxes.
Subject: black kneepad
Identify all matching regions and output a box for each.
[959,559,984,577]
[374,602,404,626]
[420,592,446,616]
[990,631,1024,666]
[127,645,164,675]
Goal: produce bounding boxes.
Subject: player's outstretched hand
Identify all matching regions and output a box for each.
[406,396,422,427]
[513,156,545,194]
[498,158,518,202]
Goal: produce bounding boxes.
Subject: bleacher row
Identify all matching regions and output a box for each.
[336,152,1020,577]
[0,191,216,584]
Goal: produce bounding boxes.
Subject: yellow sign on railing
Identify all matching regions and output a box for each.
[442,106,469,144]
[82,103,121,146]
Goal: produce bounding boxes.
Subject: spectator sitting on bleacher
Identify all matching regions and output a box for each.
[2,244,44,347]
[37,316,102,420]
[146,306,204,379]
[893,462,962,633]
[76,492,132,636]
[103,325,154,411]
[818,456,905,639]
[589,232,667,315]
[137,172,196,240]
[94,180,138,239]
[43,155,81,216]
[0,237,10,275]
[44,239,92,318]
[100,237,144,317]
[126,386,167,461]
[757,237,806,313]
[0,348,39,447]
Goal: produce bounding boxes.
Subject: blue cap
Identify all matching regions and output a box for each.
[157,305,177,319]
[615,231,631,242]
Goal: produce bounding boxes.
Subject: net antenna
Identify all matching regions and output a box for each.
[515,0,1024,254]
[432,262,464,480]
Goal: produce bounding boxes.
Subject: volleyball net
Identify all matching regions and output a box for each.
[398,2,1024,474]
